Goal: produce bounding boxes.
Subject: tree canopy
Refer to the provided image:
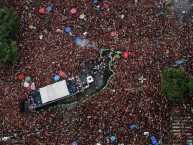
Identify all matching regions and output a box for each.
[161,67,188,101]
[0,7,19,67]
[0,41,19,67]
[0,7,19,40]
[188,77,193,94]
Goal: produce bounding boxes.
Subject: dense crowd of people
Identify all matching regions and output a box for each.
[0,0,193,144]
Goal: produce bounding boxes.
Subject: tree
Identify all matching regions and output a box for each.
[161,68,188,101]
[0,7,19,67]
[0,41,19,67]
[0,7,19,41]
[188,77,193,94]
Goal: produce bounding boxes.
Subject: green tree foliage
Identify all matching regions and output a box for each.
[0,7,19,41]
[161,68,188,101]
[0,7,19,67]
[0,41,19,67]
[188,77,193,94]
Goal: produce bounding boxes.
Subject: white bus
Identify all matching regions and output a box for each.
[24,80,79,111]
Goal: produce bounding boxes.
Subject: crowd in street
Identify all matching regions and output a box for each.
[0,0,193,144]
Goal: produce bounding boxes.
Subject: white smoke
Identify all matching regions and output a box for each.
[171,0,192,14]
[76,38,97,49]
[166,0,193,23]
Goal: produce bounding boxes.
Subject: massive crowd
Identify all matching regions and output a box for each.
[0,0,193,144]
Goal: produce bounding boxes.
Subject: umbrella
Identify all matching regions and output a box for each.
[143,131,149,136]
[44,18,49,23]
[83,32,88,36]
[29,25,33,29]
[71,142,78,145]
[115,51,122,58]
[18,74,25,80]
[79,13,86,19]
[56,29,63,33]
[65,27,72,33]
[46,6,52,12]
[35,127,40,132]
[59,71,66,77]
[54,75,60,81]
[111,31,116,37]
[24,81,30,88]
[75,36,82,45]
[93,0,98,4]
[123,52,129,59]
[75,36,81,42]
[39,7,45,13]
[105,4,110,9]
[27,83,31,90]
[110,136,115,142]
[70,8,77,14]
[39,35,43,40]
[25,76,31,82]
[29,25,36,30]
[116,51,122,55]
[30,82,36,90]
[150,136,158,145]
[130,124,136,129]
[175,60,185,65]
